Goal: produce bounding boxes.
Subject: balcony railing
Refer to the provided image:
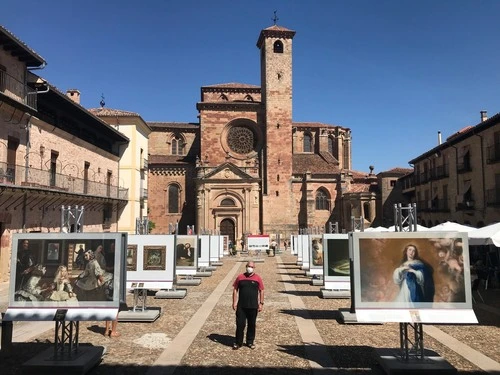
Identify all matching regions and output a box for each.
[486,188,500,206]
[0,70,37,110]
[431,165,449,180]
[457,160,472,173]
[0,161,128,200]
[487,144,500,164]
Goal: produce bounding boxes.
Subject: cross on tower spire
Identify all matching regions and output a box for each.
[272,10,279,25]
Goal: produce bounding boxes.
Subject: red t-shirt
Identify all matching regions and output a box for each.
[233,273,264,309]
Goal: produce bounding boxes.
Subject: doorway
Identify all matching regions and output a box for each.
[220,218,235,246]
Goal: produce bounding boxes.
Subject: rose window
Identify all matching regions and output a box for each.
[227,126,255,154]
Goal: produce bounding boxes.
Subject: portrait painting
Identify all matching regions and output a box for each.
[352,231,472,310]
[324,236,350,278]
[46,242,60,262]
[143,246,166,271]
[176,236,197,268]
[310,236,324,268]
[126,244,137,271]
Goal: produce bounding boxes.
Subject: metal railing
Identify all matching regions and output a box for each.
[487,144,500,164]
[0,161,128,200]
[0,70,37,110]
[431,165,449,180]
[486,188,500,205]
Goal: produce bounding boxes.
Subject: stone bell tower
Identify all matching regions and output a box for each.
[257,24,296,234]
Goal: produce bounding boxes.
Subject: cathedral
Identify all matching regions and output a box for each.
[147,24,406,244]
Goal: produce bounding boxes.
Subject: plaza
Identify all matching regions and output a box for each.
[1,251,499,374]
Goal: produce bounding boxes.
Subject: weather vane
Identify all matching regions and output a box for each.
[100,93,105,108]
[272,10,279,25]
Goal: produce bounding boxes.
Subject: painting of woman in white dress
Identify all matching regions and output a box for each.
[393,244,435,304]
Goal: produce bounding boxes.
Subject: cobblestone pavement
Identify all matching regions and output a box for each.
[1,252,500,374]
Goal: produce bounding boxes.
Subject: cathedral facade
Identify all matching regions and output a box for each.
[148,24,392,244]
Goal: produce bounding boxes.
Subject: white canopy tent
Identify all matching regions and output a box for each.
[428,221,476,232]
[468,222,500,247]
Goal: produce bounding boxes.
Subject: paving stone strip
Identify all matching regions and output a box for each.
[147,261,242,375]
[276,255,338,372]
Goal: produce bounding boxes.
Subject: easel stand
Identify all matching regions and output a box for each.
[22,319,104,374]
[119,288,161,322]
[375,323,456,374]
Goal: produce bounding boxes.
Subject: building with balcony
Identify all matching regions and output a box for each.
[0,26,129,281]
[404,111,500,227]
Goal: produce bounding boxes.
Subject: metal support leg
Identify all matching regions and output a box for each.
[53,321,79,360]
[399,322,424,361]
[133,288,147,312]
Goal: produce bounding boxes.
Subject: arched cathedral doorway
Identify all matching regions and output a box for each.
[220,218,235,246]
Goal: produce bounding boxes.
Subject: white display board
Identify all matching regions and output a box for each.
[351,231,478,323]
[198,235,210,267]
[301,235,310,269]
[291,235,298,255]
[247,235,270,253]
[323,234,350,291]
[296,235,304,262]
[220,235,226,258]
[126,234,175,290]
[209,235,220,263]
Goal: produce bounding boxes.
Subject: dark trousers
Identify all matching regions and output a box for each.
[235,305,258,346]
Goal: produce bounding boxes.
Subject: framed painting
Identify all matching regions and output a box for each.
[45,242,61,262]
[323,234,350,281]
[352,231,472,310]
[309,235,324,269]
[126,244,137,271]
[143,246,166,271]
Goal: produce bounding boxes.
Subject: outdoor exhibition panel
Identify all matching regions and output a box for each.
[198,235,210,267]
[351,231,477,324]
[6,232,127,321]
[291,235,297,255]
[301,235,310,269]
[209,235,221,263]
[176,235,198,276]
[308,234,324,275]
[323,234,350,291]
[296,234,304,262]
[126,234,175,290]
[247,235,269,255]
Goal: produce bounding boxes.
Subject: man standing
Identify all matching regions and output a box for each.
[232,261,264,350]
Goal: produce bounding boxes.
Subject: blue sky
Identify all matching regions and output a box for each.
[2,0,499,173]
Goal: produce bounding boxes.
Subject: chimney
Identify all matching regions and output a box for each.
[66,89,81,105]
[480,110,488,122]
[438,131,442,145]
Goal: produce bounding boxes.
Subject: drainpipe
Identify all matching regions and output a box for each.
[474,132,486,213]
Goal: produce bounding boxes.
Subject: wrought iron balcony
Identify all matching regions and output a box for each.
[457,160,472,173]
[486,188,500,206]
[431,165,449,180]
[487,144,500,164]
[0,70,37,110]
[0,161,128,200]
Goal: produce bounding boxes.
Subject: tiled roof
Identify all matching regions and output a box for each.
[446,126,474,141]
[264,25,294,32]
[347,183,371,193]
[293,122,344,129]
[0,25,46,67]
[148,155,192,165]
[89,107,140,117]
[378,167,413,176]
[148,122,199,130]
[292,154,341,174]
[202,83,260,89]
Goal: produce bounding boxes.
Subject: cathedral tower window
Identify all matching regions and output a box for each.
[273,40,283,53]
[303,133,312,153]
[168,184,180,213]
[328,136,334,155]
[171,135,185,155]
[315,189,330,211]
